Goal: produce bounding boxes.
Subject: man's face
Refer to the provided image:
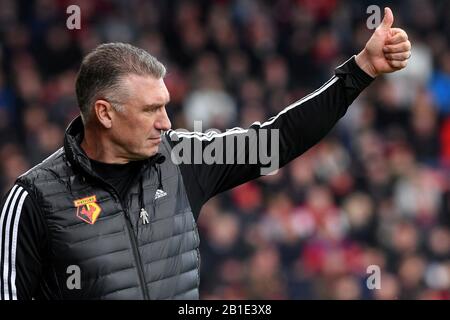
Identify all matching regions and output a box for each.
[108,74,172,161]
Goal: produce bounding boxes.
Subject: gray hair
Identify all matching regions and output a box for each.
[75,42,166,124]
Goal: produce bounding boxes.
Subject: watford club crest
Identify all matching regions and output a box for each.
[74,195,102,224]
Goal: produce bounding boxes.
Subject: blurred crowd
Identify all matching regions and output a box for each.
[0,0,449,299]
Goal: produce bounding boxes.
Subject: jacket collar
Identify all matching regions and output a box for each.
[64,116,92,174]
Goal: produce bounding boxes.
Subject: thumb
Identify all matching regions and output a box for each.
[380,7,394,30]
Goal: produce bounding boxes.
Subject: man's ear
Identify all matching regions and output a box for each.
[93,100,113,129]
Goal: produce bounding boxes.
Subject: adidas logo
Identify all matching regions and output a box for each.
[154,189,167,200]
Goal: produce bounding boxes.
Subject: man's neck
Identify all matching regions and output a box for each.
[81,126,129,164]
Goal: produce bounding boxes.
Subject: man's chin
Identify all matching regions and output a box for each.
[146,145,160,158]
[128,147,159,161]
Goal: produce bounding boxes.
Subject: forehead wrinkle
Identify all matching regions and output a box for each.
[120,74,169,106]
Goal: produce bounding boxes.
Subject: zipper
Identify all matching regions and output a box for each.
[120,202,150,300]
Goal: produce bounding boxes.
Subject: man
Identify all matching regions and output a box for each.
[0,8,411,299]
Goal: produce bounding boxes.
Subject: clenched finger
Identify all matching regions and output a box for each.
[385,52,411,61]
[383,40,411,53]
[388,59,408,69]
[388,28,408,37]
[386,29,408,45]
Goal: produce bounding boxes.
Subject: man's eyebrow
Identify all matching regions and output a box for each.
[143,101,170,109]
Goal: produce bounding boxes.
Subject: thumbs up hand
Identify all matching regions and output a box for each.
[355,7,411,77]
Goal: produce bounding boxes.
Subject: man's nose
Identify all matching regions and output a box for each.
[155,107,172,131]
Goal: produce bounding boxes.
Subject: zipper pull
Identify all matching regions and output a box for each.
[140,208,149,225]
